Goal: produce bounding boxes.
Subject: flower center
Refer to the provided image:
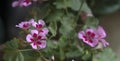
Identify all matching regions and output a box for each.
[24,0,31,4]
[36,24,42,28]
[83,31,95,43]
[23,23,29,28]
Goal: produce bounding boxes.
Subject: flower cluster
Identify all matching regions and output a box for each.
[16,18,49,49]
[12,0,37,7]
[78,26,109,47]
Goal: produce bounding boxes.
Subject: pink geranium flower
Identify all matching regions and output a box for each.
[78,26,109,47]
[16,18,34,29]
[12,0,32,7]
[26,30,46,49]
[16,21,31,29]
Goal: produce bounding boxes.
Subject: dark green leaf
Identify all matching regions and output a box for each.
[59,14,75,36]
[54,0,81,11]
[66,50,81,58]
[48,21,57,37]
[5,38,19,49]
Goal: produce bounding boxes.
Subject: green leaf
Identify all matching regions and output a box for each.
[59,14,75,36]
[66,50,81,58]
[93,48,118,61]
[54,0,81,11]
[83,17,99,29]
[5,38,19,49]
[46,11,64,22]
[58,36,67,48]
[3,49,24,61]
[81,1,92,14]
[48,21,57,37]
[82,51,91,61]
[22,51,40,61]
[15,52,24,61]
[67,0,81,11]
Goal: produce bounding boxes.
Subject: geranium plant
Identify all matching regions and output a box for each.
[2,0,118,61]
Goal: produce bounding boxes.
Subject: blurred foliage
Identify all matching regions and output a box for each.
[93,48,118,61]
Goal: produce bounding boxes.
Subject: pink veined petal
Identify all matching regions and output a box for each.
[29,18,35,24]
[83,39,98,47]
[100,39,109,47]
[42,28,49,34]
[16,22,24,28]
[32,21,37,27]
[38,40,46,49]
[86,28,95,34]
[30,43,37,49]
[39,28,49,36]
[31,30,39,35]
[22,2,32,7]
[38,19,45,26]
[78,31,85,39]
[97,26,106,38]
[26,34,33,42]
[12,1,19,7]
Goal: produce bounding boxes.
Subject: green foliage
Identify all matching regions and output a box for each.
[83,17,99,29]
[93,48,118,61]
[48,21,57,37]
[59,14,75,36]
[3,38,24,61]
[54,0,81,11]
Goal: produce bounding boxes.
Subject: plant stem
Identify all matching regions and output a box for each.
[76,0,85,21]
[18,49,33,52]
[63,0,69,15]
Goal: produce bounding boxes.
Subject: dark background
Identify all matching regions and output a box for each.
[0,0,29,44]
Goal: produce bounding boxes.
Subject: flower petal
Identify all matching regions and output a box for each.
[26,34,33,42]
[84,39,98,47]
[30,43,37,49]
[39,28,49,36]
[38,19,45,26]
[78,31,85,39]
[38,40,46,49]
[21,2,32,7]
[97,26,106,38]
[101,39,109,47]
[29,18,35,24]
[12,1,19,7]
[32,21,37,27]
[31,30,39,35]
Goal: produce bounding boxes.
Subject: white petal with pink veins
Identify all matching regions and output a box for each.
[101,39,109,47]
[29,18,35,24]
[38,19,45,26]
[12,1,19,7]
[31,30,39,35]
[38,41,46,49]
[86,28,95,33]
[42,28,49,35]
[32,21,37,27]
[97,26,106,38]
[21,2,32,7]
[31,43,37,49]
[26,34,33,42]
[78,31,85,39]
[85,39,98,47]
